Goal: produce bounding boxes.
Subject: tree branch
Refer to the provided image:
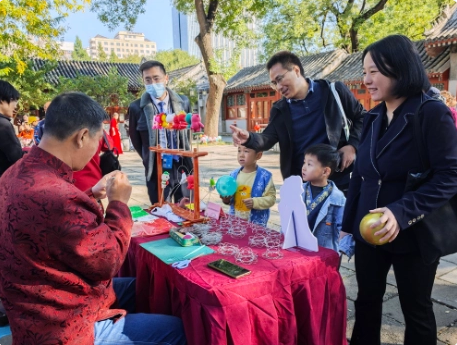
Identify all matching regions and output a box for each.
[207,0,219,29]
[360,0,366,14]
[359,0,388,22]
[320,11,328,47]
[194,0,208,34]
[342,0,356,16]
[349,0,388,52]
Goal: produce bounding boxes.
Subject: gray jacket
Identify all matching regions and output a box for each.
[128,88,191,180]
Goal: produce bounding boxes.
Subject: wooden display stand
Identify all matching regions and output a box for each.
[149,145,209,224]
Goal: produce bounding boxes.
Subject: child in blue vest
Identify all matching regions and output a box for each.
[220,145,276,227]
[302,144,354,258]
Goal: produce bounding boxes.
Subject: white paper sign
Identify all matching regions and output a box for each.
[279,176,318,252]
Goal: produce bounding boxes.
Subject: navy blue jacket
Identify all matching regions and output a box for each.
[342,94,457,253]
[244,80,365,187]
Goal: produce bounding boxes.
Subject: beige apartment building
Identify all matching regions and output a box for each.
[89,31,157,60]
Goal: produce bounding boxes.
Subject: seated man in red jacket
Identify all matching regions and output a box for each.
[0,92,186,345]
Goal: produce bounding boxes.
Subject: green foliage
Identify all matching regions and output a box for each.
[116,54,144,64]
[109,50,118,63]
[155,49,200,73]
[0,60,57,111]
[209,48,241,81]
[0,0,87,75]
[172,79,198,109]
[90,0,147,31]
[97,43,108,61]
[261,0,455,57]
[359,0,455,47]
[72,36,91,61]
[55,67,136,107]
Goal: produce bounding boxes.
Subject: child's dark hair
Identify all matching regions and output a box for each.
[304,144,341,174]
[239,145,262,154]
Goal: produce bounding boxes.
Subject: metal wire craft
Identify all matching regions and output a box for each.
[235,247,258,265]
[200,232,223,245]
[217,243,240,256]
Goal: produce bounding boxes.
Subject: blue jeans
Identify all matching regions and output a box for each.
[94,278,186,345]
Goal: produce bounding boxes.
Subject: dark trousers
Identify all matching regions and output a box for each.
[146,157,189,205]
[351,241,438,345]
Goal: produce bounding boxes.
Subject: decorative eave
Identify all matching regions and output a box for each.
[425,3,457,49]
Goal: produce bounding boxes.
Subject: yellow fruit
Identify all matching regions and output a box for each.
[359,213,387,245]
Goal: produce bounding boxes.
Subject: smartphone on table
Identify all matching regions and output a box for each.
[207,259,251,279]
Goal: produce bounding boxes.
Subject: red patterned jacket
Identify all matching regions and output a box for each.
[0,146,133,344]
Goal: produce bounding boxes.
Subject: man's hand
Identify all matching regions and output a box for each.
[92,170,121,199]
[106,172,132,204]
[242,198,254,209]
[338,145,356,172]
[370,207,400,243]
[220,195,232,205]
[230,125,250,146]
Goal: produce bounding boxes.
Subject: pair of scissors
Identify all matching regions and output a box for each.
[172,259,192,269]
[171,252,207,269]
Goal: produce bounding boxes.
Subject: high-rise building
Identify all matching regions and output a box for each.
[172,8,259,68]
[89,31,157,60]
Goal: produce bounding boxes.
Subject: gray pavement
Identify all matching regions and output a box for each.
[119,145,457,345]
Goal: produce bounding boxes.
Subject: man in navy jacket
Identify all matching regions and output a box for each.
[231,51,366,193]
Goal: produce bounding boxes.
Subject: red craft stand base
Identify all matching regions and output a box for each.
[149,145,209,226]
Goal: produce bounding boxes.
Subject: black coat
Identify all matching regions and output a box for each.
[342,94,457,254]
[0,114,22,177]
[243,79,366,186]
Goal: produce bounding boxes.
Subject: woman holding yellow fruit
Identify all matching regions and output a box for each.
[342,35,457,345]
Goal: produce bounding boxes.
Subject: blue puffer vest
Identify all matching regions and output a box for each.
[229,166,272,226]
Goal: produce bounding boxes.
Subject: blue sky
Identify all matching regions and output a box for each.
[60,0,174,51]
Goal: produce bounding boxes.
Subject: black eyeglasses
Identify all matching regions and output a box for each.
[270,70,291,89]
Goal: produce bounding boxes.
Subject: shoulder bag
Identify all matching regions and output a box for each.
[330,82,352,143]
[406,98,457,264]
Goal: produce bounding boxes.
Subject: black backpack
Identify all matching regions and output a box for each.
[100,131,121,175]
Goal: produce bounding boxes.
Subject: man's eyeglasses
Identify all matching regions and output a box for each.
[270,70,291,89]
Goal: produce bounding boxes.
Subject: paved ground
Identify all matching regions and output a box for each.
[120,144,457,345]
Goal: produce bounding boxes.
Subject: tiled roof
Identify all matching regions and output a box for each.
[325,52,363,84]
[226,49,348,92]
[326,40,449,83]
[93,34,107,39]
[425,4,457,45]
[168,63,200,80]
[31,59,143,91]
[168,62,209,89]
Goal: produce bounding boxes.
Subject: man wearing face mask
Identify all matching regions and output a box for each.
[128,60,193,205]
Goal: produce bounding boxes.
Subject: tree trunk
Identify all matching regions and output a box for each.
[350,27,359,53]
[195,26,227,138]
[205,74,226,137]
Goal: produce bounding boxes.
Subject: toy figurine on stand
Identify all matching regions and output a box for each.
[150,111,209,225]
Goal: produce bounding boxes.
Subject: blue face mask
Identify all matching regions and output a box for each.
[145,83,166,99]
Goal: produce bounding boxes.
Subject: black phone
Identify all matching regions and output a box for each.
[207,259,251,279]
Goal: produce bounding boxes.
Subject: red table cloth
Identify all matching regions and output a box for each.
[119,228,347,345]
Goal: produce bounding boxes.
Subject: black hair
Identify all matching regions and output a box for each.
[304,144,341,174]
[239,145,262,154]
[0,80,20,103]
[140,60,167,75]
[44,92,108,141]
[362,35,429,99]
[266,51,305,77]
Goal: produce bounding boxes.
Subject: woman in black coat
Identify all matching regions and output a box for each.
[342,35,457,345]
